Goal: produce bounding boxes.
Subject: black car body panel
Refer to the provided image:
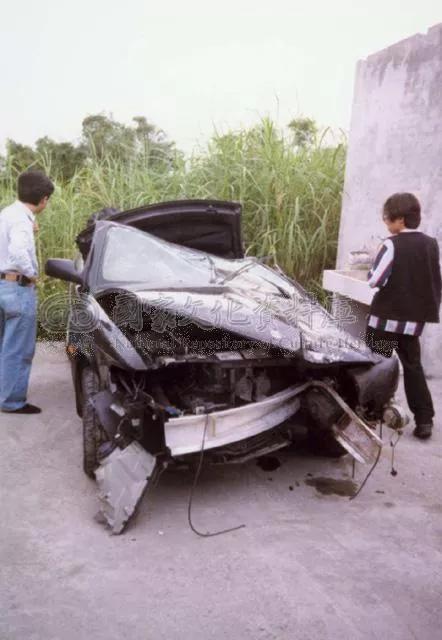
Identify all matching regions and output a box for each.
[76,199,244,261]
[45,199,404,534]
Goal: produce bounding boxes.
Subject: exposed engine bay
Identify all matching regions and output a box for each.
[87,349,403,533]
[44,200,408,534]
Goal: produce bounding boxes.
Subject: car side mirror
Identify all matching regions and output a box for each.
[45,259,84,286]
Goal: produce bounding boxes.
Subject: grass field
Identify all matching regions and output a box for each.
[0,119,346,336]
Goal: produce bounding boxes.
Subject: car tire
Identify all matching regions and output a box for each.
[81,366,101,478]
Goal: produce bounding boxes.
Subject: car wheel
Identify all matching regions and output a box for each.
[81,366,102,478]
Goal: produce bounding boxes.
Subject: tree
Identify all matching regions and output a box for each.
[81,112,180,169]
[5,137,86,181]
[35,137,87,180]
[6,140,39,172]
[1,113,180,180]
[288,117,318,148]
[81,114,136,161]
[132,115,178,169]
[133,115,156,152]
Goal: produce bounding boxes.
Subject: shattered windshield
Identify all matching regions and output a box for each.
[98,224,374,362]
[101,225,274,291]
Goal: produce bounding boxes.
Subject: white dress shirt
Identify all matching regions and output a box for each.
[0,200,38,278]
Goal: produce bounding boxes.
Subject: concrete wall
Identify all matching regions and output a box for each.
[337,23,442,377]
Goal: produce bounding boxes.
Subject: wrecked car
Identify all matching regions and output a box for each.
[45,200,404,533]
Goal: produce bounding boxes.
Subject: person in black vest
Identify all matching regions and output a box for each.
[365,193,441,439]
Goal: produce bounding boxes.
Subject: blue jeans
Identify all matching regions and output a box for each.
[0,281,37,411]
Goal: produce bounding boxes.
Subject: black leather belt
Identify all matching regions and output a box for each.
[0,272,34,286]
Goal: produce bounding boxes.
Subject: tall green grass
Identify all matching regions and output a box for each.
[0,118,346,333]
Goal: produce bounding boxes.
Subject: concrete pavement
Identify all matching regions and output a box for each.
[1,343,441,640]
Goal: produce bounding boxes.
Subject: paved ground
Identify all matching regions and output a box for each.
[1,343,441,640]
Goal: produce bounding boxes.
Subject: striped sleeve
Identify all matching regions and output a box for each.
[367,239,394,288]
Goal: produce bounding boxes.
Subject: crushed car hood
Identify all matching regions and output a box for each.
[86,221,379,365]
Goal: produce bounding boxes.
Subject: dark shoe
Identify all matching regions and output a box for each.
[413,423,433,439]
[2,403,42,415]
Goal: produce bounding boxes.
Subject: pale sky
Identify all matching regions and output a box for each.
[0,0,441,153]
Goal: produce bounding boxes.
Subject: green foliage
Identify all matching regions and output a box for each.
[81,114,134,161]
[2,113,179,184]
[0,117,346,337]
[5,137,87,181]
[288,117,318,148]
[183,119,345,292]
[81,113,179,170]
[35,137,88,181]
[6,140,39,172]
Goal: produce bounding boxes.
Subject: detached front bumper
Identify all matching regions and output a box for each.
[94,373,400,535]
[164,380,383,465]
[164,384,303,457]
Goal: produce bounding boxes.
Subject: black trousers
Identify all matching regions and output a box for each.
[365,326,434,425]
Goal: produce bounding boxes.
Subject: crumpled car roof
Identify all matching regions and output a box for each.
[84,221,378,365]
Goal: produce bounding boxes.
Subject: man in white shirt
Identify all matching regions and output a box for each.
[0,170,54,414]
